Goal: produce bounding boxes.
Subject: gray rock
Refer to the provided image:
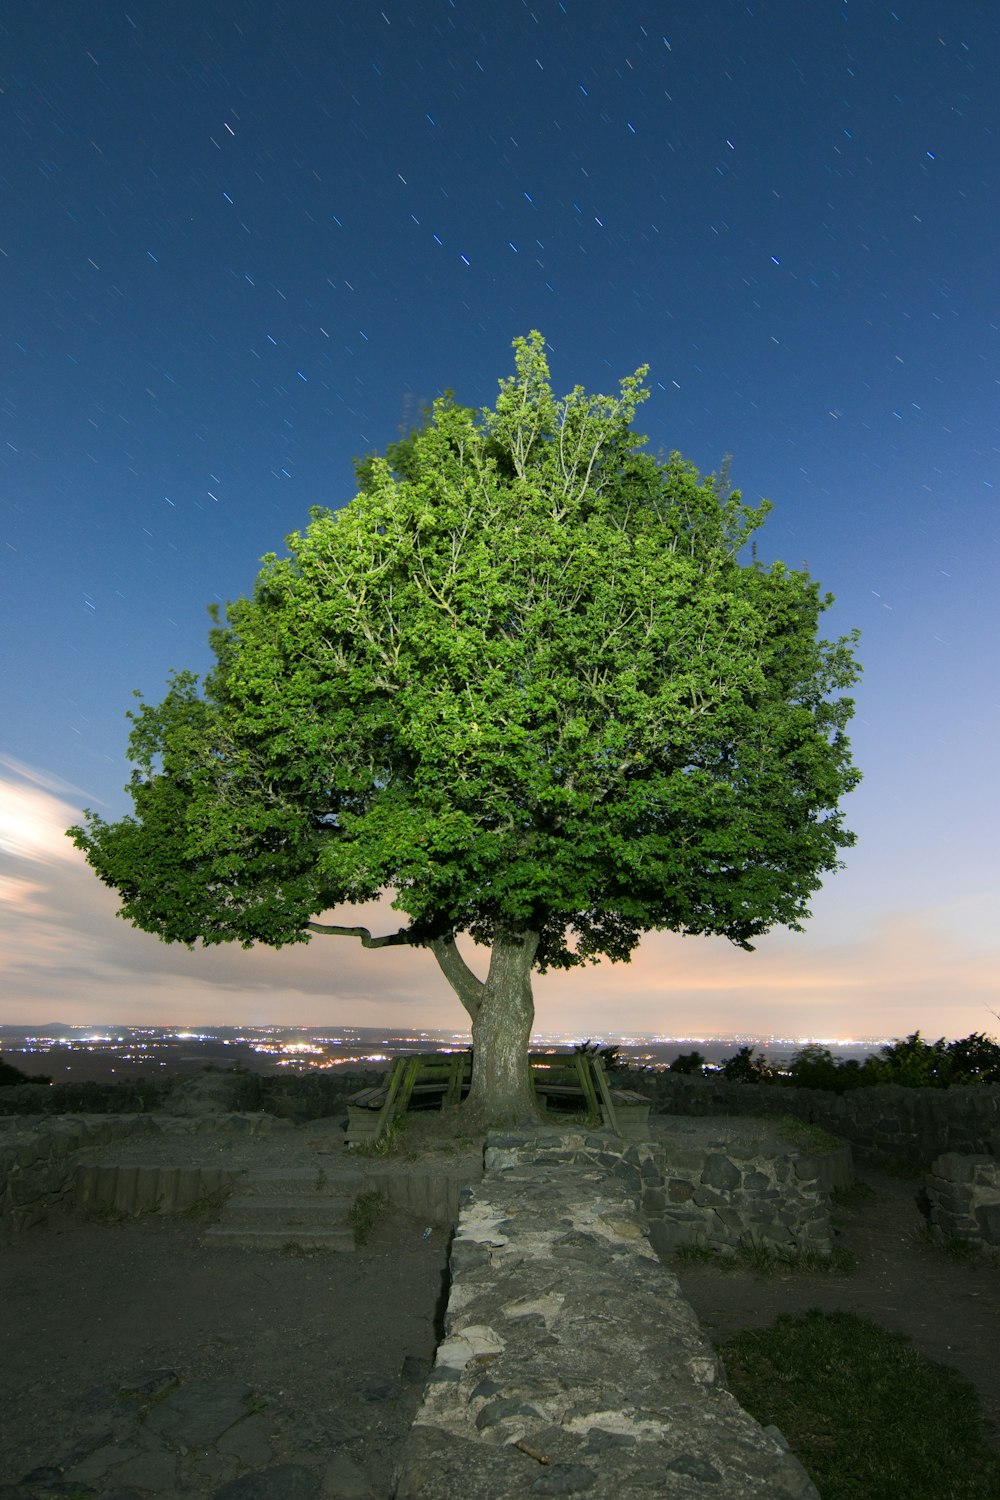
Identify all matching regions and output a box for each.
[582,1430,636,1453]
[400,1354,431,1384]
[474,1396,545,1430]
[551,1231,603,1262]
[975,1202,1000,1244]
[217,1413,273,1467]
[666,1451,722,1482]
[110,1447,179,1491]
[530,1462,596,1494]
[450,1240,491,1273]
[321,1450,376,1499]
[142,1379,252,1448]
[214,1464,321,1500]
[318,1413,365,1446]
[64,1442,144,1483]
[359,1375,402,1402]
[701,1154,741,1191]
[118,1369,180,1401]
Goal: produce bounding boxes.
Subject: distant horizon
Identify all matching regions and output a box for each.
[0,1018,957,1048]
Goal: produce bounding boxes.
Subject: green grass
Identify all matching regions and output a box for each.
[672,1237,855,1275]
[914,1221,1000,1265]
[769,1115,845,1152]
[347,1188,389,1246]
[720,1308,1000,1499]
[352,1112,413,1158]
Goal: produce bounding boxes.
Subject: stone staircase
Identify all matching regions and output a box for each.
[203,1166,366,1252]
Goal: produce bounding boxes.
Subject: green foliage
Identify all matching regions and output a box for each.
[672,1238,855,1274]
[769,1114,843,1150]
[68,332,860,1038]
[0,1053,51,1087]
[348,1188,389,1246]
[573,1039,623,1069]
[844,1032,1000,1090]
[730,1032,1000,1093]
[720,1045,775,1083]
[720,1308,1000,1499]
[352,1111,411,1158]
[669,1050,708,1075]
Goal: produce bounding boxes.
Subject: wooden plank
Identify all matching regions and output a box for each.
[590,1054,621,1136]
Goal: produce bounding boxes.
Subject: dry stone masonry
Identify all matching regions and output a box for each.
[926,1151,1000,1252]
[0,1113,153,1230]
[637,1072,1000,1165]
[638,1117,844,1257]
[393,1127,821,1500]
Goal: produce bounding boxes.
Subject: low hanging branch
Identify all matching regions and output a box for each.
[306,921,485,1023]
[305,921,416,948]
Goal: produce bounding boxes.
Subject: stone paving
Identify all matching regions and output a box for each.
[2,1366,384,1500]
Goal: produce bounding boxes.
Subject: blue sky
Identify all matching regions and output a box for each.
[2,1,998,1038]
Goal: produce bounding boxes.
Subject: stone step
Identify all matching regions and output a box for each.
[220,1196,351,1230]
[203,1225,356,1251]
[234,1168,365,1198]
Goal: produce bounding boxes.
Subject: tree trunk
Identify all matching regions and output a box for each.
[461,926,541,1129]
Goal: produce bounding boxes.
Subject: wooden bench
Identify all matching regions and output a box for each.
[531,1051,652,1137]
[345,1051,471,1146]
[345,1049,651,1145]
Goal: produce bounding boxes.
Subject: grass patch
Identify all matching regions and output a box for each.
[769,1115,845,1151]
[672,1237,855,1275]
[721,1308,1000,1499]
[914,1222,1000,1265]
[180,1187,231,1221]
[348,1188,389,1247]
[352,1113,413,1158]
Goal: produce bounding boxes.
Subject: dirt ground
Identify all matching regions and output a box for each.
[673,1164,1000,1443]
[4,1126,1000,1496]
[0,1116,465,1497]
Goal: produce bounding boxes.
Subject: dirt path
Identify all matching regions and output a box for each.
[0,1117,471,1498]
[673,1166,1000,1440]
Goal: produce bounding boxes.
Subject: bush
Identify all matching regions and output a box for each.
[720,1045,774,1083]
[669,1050,708,1076]
[0,1053,51,1087]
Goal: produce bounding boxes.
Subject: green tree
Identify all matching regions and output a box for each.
[721,1045,775,1083]
[860,1030,1000,1089]
[946,1032,1000,1084]
[865,1031,951,1088]
[0,1054,51,1087]
[669,1050,708,1075]
[69,333,861,1127]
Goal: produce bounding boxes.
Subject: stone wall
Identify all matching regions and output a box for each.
[643,1118,842,1257]
[0,1114,154,1231]
[925,1153,1000,1252]
[393,1127,819,1499]
[73,1161,239,1217]
[630,1072,1000,1165]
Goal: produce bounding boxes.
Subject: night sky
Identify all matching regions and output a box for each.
[2,1,998,1039]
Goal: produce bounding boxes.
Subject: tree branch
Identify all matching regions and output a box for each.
[306,922,416,948]
[430,934,485,1021]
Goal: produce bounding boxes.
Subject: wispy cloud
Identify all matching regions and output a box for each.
[1,764,997,1039]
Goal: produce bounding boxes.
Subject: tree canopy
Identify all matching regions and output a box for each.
[70,332,861,1124]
